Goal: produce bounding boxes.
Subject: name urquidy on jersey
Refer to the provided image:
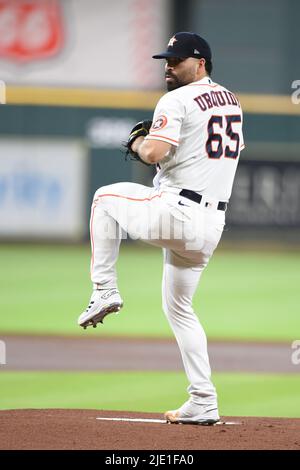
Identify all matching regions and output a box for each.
[194,89,240,111]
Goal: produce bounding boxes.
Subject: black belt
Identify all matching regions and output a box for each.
[179,189,227,211]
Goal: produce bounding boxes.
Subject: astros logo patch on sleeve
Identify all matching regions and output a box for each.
[151,115,168,131]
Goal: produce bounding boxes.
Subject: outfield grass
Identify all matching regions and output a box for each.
[0,243,299,341]
[0,371,299,418]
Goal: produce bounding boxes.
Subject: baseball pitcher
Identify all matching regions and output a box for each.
[78,32,244,425]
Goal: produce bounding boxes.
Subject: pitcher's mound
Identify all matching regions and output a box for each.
[0,409,299,450]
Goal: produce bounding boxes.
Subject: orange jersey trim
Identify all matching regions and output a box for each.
[147,134,179,144]
[93,191,165,204]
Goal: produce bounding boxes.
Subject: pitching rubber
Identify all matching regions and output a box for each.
[95,416,241,426]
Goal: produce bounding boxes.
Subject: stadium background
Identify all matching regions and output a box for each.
[0,0,300,420]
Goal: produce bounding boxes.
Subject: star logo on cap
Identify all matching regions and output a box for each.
[168,36,177,47]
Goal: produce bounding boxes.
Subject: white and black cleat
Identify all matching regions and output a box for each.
[78,289,123,330]
[164,401,220,426]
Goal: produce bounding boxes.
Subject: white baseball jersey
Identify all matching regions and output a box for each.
[145,76,245,202]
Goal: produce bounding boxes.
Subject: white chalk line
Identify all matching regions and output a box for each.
[96,417,241,425]
[97,417,165,423]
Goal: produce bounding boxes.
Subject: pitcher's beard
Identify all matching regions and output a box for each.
[166,76,185,91]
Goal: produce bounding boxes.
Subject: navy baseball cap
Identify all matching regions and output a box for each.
[152,32,211,60]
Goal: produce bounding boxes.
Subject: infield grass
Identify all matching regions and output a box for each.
[0,243,299,341]
[0,371,300,418]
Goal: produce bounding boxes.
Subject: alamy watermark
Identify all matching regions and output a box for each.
[91,195,214,251]
[0,340,6,365]
[0,80,6,104]
[291,340,300,365]
[291,80,300,104]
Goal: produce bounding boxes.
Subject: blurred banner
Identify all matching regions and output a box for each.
[0,0,170,90]
[228,160,300,228]
[0,0,64,62]
[0,139,87,239]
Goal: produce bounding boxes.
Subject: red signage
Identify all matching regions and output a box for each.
[0,0,64,62]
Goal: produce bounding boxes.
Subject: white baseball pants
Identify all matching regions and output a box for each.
[90,182,225,406]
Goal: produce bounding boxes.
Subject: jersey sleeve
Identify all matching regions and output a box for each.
[145,92,186,147]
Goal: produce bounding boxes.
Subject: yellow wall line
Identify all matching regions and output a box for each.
[4,86,300,115]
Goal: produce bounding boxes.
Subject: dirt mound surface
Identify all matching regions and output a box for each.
[0,409,299,450]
